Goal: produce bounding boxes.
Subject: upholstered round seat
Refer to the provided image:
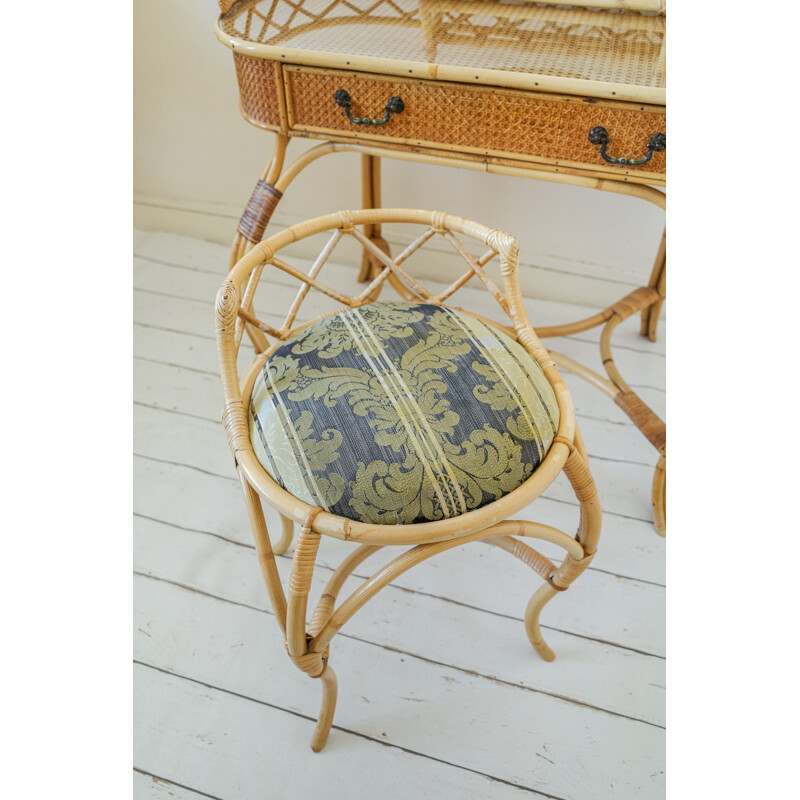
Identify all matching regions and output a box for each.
[249,301,559,525]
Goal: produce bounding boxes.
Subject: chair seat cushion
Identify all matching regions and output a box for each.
[249,301,559,525]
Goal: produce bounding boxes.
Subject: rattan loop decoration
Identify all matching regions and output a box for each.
[546,573,569,591]
[553,435,576,454]
[215,280,239,332]
[336,209,356,233]
[431,210,447,234]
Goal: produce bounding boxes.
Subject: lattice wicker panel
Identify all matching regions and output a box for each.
[285,67,666,175]
[232,214,511,347]
[233,53,283,129]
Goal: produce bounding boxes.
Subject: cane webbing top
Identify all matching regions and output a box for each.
[218,0,665,104]
[249,301,559,525]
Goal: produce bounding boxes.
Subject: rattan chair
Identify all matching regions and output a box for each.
[215,209,601,751]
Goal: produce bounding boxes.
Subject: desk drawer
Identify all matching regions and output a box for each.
[284,65,666,179]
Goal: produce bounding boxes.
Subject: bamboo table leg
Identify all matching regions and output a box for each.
[358,155,386,279]
[358,155,401,301]
[652,454,666,537]
[648,254,666,343]
[640,228,666,342]
[228,132,288,354]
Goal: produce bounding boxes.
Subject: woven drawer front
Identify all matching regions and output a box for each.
[286,67,666,176]
[234,54,283,129]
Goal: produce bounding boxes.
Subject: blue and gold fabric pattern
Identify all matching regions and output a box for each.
[249,301,559,525]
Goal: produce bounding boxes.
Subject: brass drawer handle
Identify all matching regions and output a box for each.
[334,89,404,126]
[588,127,666,167]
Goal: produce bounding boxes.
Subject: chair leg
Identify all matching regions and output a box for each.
[522,437,601,660]
[484,532,575,663]
[524,583,558,662]
[310,662,339,752]
[286,507,344,751]
[289,646,339,752]
[275,513,294,555]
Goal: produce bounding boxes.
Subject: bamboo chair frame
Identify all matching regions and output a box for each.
[216,208,601,751]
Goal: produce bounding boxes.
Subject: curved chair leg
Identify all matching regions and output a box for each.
[310,663,338,752]
[652,454,666,537]
[640,228,665,341]
[285,508,375,752]
[274,513,294,555]
[524,583,559,662]
[285,510,595,744]
[483,529,582,663]
[521,435,601,660]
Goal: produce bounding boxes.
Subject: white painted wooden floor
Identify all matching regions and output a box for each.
[133,227,666,800]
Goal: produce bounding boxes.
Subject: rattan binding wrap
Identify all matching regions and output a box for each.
[284,66,666,175]
[238,180,283,243]
[614,391,666,453]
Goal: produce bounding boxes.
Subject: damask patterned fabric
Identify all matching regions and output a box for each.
[249,301,559,525]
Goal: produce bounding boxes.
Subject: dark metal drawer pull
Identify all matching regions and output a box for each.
[588,127,666,166]
[334,89,404,126]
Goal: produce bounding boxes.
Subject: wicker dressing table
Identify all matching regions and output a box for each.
[215,0,667,533]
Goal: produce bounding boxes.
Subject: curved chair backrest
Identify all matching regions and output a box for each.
[216,208,575,542]
[221,209,543,347]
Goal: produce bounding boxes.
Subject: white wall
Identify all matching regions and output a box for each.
[134,0,665,309]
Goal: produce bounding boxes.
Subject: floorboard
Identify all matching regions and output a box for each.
[134,575,665,798]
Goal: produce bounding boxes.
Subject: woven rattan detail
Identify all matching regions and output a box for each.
[614,391,666,454]
[238,180,283,243]
[220,0,665,89]
[286,67,666,175]
[234,53,282,128]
